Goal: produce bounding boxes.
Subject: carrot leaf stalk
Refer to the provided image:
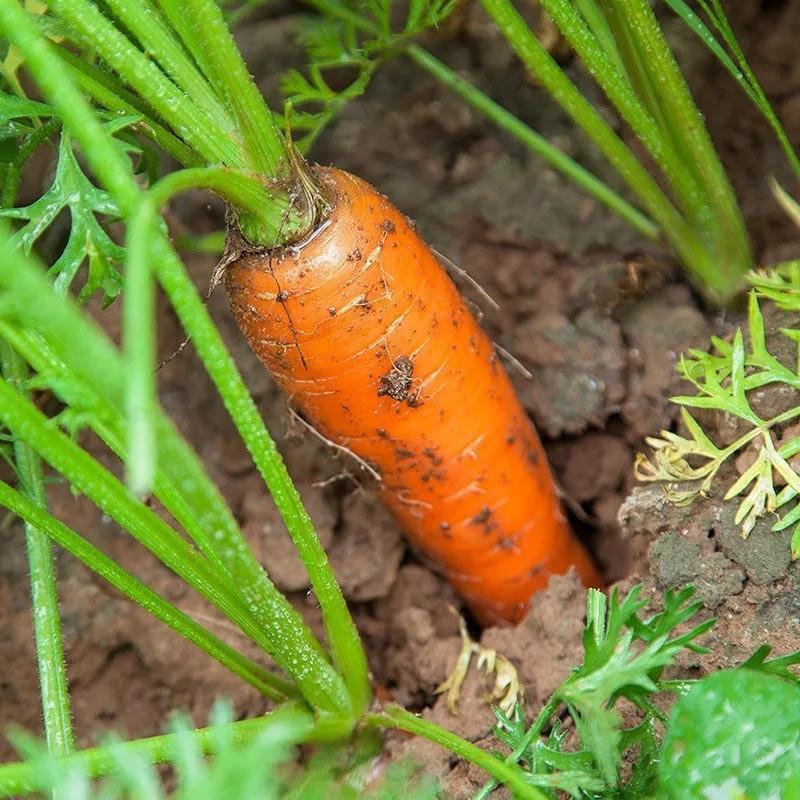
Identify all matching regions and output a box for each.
[599,0,751,292]
[0,346,75,776]
[0,108,75,789]
[479,0,751,302]
[665,0,800,184]
[364,706,549,800]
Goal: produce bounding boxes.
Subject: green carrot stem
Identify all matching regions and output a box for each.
[535,0,706,222]
[0,317,307,704]
[178,0,293,178]
[473,696,562,800]
[152,0,218,86]
[47,0,240,166]
[53,46,202,167]
[102,0,236,129]
[695,0,800,182]
[0,347,75,770]
[123,203,157,496]
[605,0,751,283]
[123,166,285,495]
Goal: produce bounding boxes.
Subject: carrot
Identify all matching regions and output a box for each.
[226,167,602,625]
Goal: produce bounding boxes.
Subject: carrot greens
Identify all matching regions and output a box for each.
[2,0,800,796]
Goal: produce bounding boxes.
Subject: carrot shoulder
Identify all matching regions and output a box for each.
[226,167,601,625]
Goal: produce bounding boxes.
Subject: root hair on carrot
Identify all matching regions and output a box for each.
[287,405,382,482]
[432,247,500,311]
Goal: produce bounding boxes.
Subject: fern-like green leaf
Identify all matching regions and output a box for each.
[0,130,125,305]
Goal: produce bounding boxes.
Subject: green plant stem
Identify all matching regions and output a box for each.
[123,203,157,496]
[406,45,659,240]
[697,0,800,183]
[512,0,700,205]
[149,167,290,229]
[54,45,202,167]
[0,479,290,701]
[152,0,217,86]
[477,0,728,299]
[0,375,247,624]
[47,0,240,166]
[604,0,750,280]
[102,0,236,130]
[573,0,625,73]
[0,305,337,706]
[0,347,75,766]
[153,242,371,719]
[366,706,548,800]
[0,704,318,798]
[123,166,289,494]
[664,0,760,105]
[123,166,263,493]
[0,117,74,783]
[176,229,226,253]
[177,0,291,178]
[0,323,246,598]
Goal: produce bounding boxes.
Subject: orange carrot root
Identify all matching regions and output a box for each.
[226,167,602,625]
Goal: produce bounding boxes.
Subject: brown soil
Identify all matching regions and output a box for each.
[3,0,800,794]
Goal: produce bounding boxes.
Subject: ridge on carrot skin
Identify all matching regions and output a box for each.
[226,167,603,625]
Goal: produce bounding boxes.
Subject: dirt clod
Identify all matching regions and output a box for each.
[329,492,404,601]
[378,356,414,401]
[511,310,626,437]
